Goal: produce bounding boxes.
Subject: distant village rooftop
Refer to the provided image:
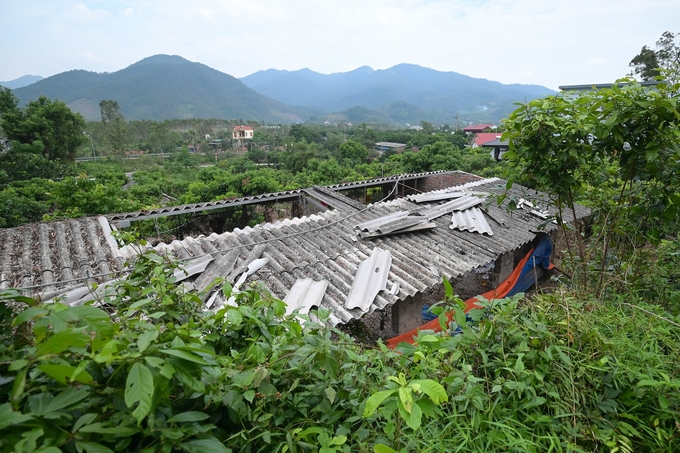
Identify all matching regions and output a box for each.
[558,80,659,91]
[374,142,407,153]
[463,124,495,134]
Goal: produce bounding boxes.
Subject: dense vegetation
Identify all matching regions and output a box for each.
[1,35,679,451]
[0,238,678,452]
[0,91,500,229]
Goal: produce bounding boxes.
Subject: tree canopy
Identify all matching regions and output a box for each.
[629,31,680,83]
[503,77,680,290]
[0,88,86,162]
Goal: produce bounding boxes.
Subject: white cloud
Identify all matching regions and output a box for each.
[0,0,677,90]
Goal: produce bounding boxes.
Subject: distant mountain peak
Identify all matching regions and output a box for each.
[131,54,192,66]
[343,65,374,75]
[12,56,303,122]
[0,74,44,89]
[240,62,555,123]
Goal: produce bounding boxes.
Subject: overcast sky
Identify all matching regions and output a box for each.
[1,0,677,90]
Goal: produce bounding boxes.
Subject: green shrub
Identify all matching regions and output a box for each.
[1,249,678,452]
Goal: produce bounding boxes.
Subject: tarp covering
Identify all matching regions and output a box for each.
[386,234,553,349]
[506,233,553,298]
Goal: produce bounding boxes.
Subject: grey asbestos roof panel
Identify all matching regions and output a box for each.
[407,191,468,203]
[450,207,494,236]
[284,278,329,316]
[107,189,305,225]
[374,217,429,235]
[356,211,409,233]
[345,247,392,312]
[419,195,484,220]
[304,185,365,212]
[0,217,122,294]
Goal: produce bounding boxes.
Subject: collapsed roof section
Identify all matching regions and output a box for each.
[1,172,590,328]
[111,178,586,325]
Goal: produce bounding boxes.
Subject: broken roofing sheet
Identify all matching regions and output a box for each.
[450,207,494,236]
[284,278,329,317]
[345,247,392,312]
[121,178,588,327]
[355,211,435,238]
[359,193,493,238]
[417,195,484,221]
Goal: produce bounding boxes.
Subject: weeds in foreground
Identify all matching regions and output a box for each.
[0,248,678,452]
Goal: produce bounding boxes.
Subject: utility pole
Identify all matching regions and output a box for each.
[83,131,96,159]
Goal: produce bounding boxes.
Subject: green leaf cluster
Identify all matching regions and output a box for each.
[503,78,680,291]
[1,245,678,452]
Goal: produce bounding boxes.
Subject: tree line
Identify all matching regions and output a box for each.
[0,88,500,229]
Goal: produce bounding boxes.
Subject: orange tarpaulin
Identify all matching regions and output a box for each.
[386,246,548,349]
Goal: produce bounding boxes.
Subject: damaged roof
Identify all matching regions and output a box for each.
[107,170,452,227]
[116,178,587,325]
[2,173,589,327]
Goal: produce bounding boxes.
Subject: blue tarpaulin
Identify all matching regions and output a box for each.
[506,233,553,298]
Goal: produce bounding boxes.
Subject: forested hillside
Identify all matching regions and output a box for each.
[12,55,305,123]
[241,63,555,123]
[10,55,554,125]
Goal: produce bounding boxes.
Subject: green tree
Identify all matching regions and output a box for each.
[399,141,463,173]
[99,99,128,156]
[99,99,123,124]
[246,147,267,164]
[0,142,74,185]
[1,93,86,162]
[629,45,661,81]
[309,158,347,185]
[0,186,50,227]
[146,121,174,153]
[49,175,139,217]
[0,87,20,119]
[503,78,680,290]
[630,31,680,83]
[338,140,368,164]
[419,120,435,134]
[282,141,321,174]
[288,123,317,143]
[175,146,195,168]
[241,168,283,195]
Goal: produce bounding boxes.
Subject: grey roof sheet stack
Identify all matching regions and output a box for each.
[450,207,494,235]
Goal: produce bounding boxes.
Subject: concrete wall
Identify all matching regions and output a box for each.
[361,236,546,337]
[491,251,514,288]
[379,267,492,337]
